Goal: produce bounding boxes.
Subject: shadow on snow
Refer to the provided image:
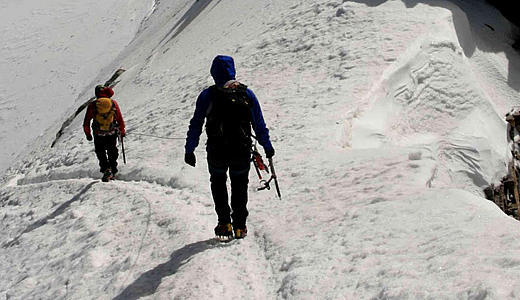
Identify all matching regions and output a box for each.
[350,0,520,91]
[112,239,221,300]
[2,181,98,248]
[156,0,223,51]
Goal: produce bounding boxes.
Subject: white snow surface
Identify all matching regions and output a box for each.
[2,0,520,299]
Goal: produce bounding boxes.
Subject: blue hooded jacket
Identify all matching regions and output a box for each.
[185,55,273,154]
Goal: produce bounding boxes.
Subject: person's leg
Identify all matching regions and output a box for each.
[93,135,109,172]
[207,153,231,225]
[229,152,251,229]
[106,134,119,174]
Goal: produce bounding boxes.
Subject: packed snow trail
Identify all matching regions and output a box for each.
[2,181,98,248]
[1,178,279,299]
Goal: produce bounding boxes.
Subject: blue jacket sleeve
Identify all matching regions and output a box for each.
[248,89,273,152]
[185,89,211,153]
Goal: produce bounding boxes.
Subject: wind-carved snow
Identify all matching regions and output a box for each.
[347,11,507,192]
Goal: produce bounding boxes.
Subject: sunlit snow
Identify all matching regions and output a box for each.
[2,0,520,299]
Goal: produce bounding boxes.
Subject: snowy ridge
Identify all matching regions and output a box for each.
[0,0,153,174]
[348,9,508,192]
[3,0,520,299]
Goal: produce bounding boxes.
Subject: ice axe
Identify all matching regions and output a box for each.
[119,132,126,164]
[268,157,281,199]
[252,151,281,199]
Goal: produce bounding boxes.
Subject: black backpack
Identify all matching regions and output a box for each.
[205,83,253,147]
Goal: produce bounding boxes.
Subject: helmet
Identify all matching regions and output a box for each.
[95,85,106,94]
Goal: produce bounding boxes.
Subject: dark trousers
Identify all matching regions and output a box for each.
[207,149,250,228]
[93,134,119,173]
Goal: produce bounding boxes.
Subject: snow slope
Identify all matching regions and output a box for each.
[0,0,153,174]
[2,0,520,299]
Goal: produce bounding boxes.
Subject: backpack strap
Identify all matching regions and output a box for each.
[205,85,217,116]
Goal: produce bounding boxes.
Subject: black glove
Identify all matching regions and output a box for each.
[185,153,196,167]
[265,148,275,159]
[86,134,93,141]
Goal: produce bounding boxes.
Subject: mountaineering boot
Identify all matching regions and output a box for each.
[102,168,113,182]
[111,167,118,179]
[233,226,248,239]
[214,223,233,241]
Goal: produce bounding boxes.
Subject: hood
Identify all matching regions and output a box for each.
[210,55,236,86]
[96,87,114,98]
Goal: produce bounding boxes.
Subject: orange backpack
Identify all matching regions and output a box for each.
[94,98,116,133]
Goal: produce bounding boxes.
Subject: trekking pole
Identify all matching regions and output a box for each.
[119,132,127,164]
[268,158,281,199]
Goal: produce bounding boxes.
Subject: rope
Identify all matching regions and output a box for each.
[127,132,185,140]
[108,182,153,294]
